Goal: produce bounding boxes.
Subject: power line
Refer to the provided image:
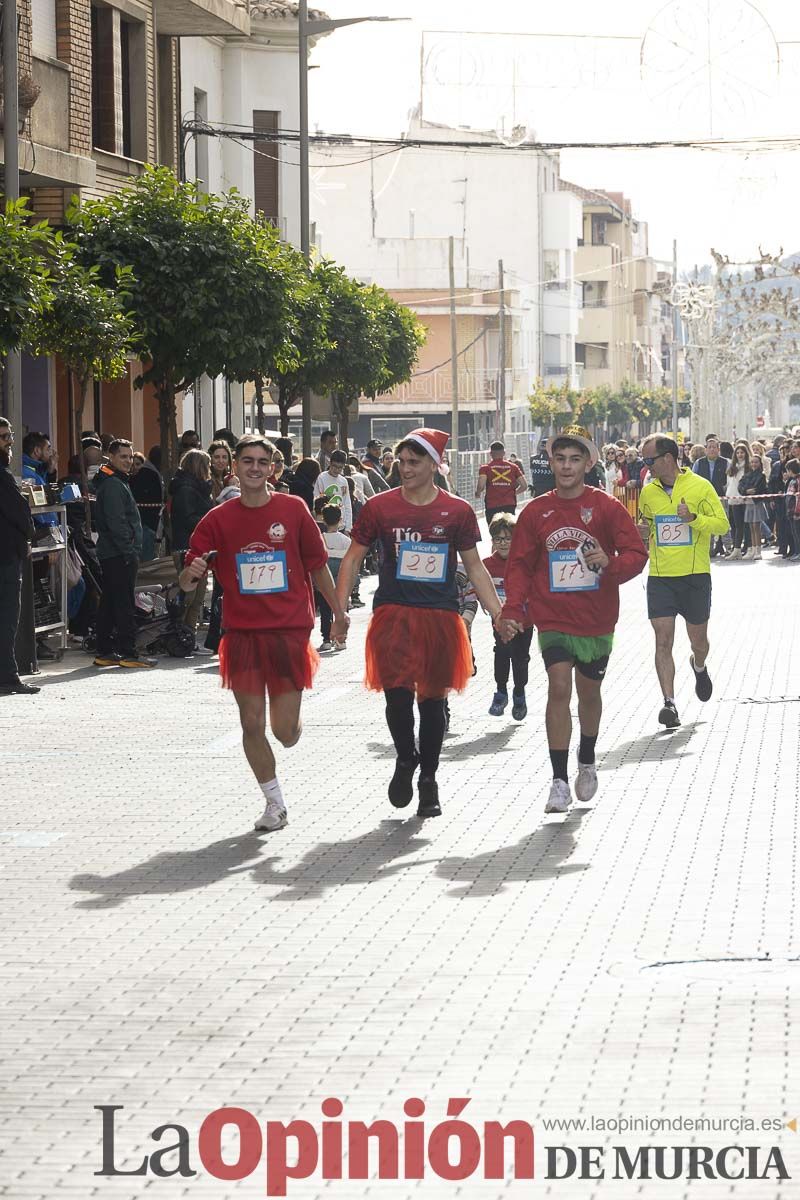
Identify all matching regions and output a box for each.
[182,120,800,156]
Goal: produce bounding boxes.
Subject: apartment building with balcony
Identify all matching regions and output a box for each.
[3,0,249,449]
[564,183,663,393]
[293,115,582,449]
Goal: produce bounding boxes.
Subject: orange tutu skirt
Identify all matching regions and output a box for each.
[364,604,473,701]
[219,629,319,698]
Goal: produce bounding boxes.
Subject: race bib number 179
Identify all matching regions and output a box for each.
[235,551,288,594]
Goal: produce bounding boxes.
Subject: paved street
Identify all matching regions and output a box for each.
[1,551,799,1198]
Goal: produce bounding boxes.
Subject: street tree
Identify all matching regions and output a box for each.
[28,249,135,531]
[0,199,55,357]
[315,268,389,450]
[258,254,333,438]
[67,168,291,474]
[371,288,427,397]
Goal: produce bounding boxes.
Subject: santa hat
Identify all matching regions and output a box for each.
[404,427,449,464]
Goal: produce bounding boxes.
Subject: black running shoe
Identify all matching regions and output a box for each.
[658,700,681,729]
[388,752,419,808]
[690,655,713,701]
[417,776,442,819]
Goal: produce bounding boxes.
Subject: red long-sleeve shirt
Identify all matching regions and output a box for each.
[502,487,648,636]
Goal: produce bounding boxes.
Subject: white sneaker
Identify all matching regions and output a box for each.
[544,778,571,814]
[333,640,346,652]
[575,762,599,804]
[255,798,288,832]
[727,547,742,559]
[742,548,755,560]
[193,645,215,656]
[318,640,333,652]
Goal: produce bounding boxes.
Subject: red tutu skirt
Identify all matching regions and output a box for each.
[219,629,319,698]
[364,604,473,701]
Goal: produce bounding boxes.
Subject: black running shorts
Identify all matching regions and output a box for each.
[647,574,712,625]
[540,641,610,681]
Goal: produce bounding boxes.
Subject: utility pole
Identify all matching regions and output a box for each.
[671,238,679,439]
[2,0,22,436]
[449,236,459,482]
[498,258,506,442]
[298,0,312,457]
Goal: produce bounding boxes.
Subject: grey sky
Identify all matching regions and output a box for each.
[309,0,800,268]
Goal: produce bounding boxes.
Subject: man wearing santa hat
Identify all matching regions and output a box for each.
[335,428,504,818]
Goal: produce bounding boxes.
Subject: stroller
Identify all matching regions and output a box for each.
[75,545,195,658]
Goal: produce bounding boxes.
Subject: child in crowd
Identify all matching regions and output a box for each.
[482,512,533,721]
[319,505,351,651]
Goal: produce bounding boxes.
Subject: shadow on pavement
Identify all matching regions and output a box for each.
[251,819,431,901]
[597,722,702,771]
[366,726,521,761]
[435,810,591,898]
[69,831,267,909]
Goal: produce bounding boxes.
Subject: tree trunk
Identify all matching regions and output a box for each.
[278,384,290,437]
[338,394,350,453]
[254,377,265,434]
[70,369,93,537]
[157,374,178,482]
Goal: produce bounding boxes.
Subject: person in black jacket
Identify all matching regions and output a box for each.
[169,448,214,644]
[130,445,164,561]
[0,419,39,694]
[288,456,321,513]
[739,452,769,560]
[692,435,729,556]
[90,439,152,668]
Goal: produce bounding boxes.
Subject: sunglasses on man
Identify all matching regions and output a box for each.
[642,452,668,467]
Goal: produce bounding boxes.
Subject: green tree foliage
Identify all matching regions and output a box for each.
[0,199,55,357]
[67,168,293,473]
[263,255,335,437]
[27,247,135,529]
[312,269,389,451]
[371,289,427,395]
[527,379,575,431]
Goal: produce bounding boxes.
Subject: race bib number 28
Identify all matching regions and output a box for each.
[396,541,448,584]
[235,551,288,594]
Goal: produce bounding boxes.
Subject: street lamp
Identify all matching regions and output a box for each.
[299,0,409,456]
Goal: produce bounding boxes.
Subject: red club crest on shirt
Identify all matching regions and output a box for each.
[580,508,594,526]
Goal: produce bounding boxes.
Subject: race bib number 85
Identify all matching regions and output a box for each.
[548,549,599,593]
[235,551,288,594]
[655,514,693,547]
[396,541,448,584]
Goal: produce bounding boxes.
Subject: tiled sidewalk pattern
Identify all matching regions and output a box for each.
[1,554,798,1198]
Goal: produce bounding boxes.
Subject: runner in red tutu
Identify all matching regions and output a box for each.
[180,435,348,832]
[335,428,504,818]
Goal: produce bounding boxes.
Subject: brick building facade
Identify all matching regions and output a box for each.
[3,0,249,453]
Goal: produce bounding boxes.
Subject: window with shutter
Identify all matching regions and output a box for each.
[253,110,280,227]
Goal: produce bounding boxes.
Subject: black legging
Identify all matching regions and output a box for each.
[384,687,446,777]
[493,628,533,691]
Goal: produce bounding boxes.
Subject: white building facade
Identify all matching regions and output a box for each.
[308,118,582,449]
[178,2,312,441]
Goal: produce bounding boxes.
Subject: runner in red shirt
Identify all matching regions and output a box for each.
[497,426,647,816]
[475,440,527,523]
[179,435,348,832]
[335,428,504,819]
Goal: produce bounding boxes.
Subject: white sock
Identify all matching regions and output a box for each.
[691,656,706,672]
[260,778,284,807]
